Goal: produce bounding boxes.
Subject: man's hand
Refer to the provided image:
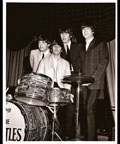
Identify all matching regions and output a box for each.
[6,94,13,101]
[69,93,74,103]
[81,83,91,87]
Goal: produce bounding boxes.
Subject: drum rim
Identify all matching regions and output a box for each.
[49,87,70,92]
[21,72,52,82]
[15,94,48,103]
[32,72,52,81]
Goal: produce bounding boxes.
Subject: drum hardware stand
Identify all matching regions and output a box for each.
[46,104,63,141]
[63,73,95,141]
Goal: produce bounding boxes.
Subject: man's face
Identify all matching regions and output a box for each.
[82,27,94,39]
[52,44,62,56]
[38,41,48,52]
[60,32,71,44]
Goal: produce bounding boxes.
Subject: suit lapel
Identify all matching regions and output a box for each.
[61,44,67,59]
[69,42,73,54]
[81,43,86,53]
[87,38,96,52]
[55,58,63,83]
[56,58,62,73]
[50,56,63,75]
[82,39,96,53]
[50,56,55,71]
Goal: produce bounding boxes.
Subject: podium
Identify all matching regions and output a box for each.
[63,73,94,140]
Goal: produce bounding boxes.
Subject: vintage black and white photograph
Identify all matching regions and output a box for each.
[3,0,117,143]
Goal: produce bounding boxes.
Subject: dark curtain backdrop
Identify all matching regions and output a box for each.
[6,38,35,87]
[106,39,115,122]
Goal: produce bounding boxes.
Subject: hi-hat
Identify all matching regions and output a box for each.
[63,73,95,84]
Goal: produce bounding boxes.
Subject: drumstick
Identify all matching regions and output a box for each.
[70,97,74,103]
[69,94,74,103]
[6,87,9,93]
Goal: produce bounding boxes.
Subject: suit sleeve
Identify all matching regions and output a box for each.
[65,62,71,75]
[92,42,109,81]
[29,51,34,68]
[76,44,83,73]
[64,62,71,90]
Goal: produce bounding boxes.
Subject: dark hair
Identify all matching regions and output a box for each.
[51,40,62,48]
[81,21,96,32]
[59,27,73,37]
[37,34,51,44]
[50,40,62,52]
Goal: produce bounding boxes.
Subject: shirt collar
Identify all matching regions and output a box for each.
[42,49,50,57]
[86,37,94,44]
[52,54,60,61]
[64,40,71,49]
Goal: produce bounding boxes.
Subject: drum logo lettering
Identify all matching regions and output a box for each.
[6,102,25,141]
[6,128,22,141]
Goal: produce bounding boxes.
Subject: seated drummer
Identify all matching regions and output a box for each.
[37,39,74,140]
[37,39,71,90]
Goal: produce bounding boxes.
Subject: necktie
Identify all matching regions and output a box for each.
[36,53,44,72]
[42,53,44,59]
[66,45,70,60]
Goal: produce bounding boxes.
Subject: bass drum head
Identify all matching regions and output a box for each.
[6,100,49,141]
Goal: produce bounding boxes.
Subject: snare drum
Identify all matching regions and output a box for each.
[15,73,52,106]
[6,100,49,141]
[47,88,71,105]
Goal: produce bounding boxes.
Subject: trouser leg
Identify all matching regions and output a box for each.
[82,88,101,141]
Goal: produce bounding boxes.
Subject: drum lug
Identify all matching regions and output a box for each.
[25,123,28,129]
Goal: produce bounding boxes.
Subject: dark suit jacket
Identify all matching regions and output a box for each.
[61,42,82,73]
[80,38,109,89]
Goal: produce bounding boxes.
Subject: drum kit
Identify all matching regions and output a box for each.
[6,72,94,141]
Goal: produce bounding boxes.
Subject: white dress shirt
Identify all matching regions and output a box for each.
[52,55,60,82]
[42,49,50,58]
[85,37,94,51]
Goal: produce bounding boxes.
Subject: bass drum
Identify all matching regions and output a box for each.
[6,100,50,141]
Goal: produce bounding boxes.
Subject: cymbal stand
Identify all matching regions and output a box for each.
[75,81,81,140]
[62,73,95,141]
[46,104,62,141]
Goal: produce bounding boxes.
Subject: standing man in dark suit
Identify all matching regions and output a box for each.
[80,22,109,141]
[59,27,81,73]
[58,27,82,140]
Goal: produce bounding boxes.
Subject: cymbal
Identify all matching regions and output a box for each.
[62,73,94,84]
